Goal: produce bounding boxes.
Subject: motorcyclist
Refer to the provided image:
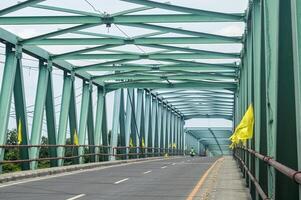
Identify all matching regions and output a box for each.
[190,147,196,157]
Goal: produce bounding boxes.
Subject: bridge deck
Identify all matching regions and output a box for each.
[0,157,226,200]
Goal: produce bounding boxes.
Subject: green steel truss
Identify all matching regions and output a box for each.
[0,0,243,172]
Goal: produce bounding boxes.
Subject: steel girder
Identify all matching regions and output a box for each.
[0,0,247,169]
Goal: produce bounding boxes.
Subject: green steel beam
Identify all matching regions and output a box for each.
[121,0,244,21]
[125,89,134,157]
[0,28,101,86]
[111,6,153,17]
[119,89,126,157]
[101,94,108,161]
[291,0,301,198]
[0,0,45,16]
[26,37,242,46]
[151,98,158,150]
[142,44,240,56]
[93,74,236,82]
[110,89,122,160]
[208,128,223,155]
[78,82,91,164]
[263,0,279,197]
[166,99,234,104]
[29,60,50,169]
[0,46,18,172]
[68,78,79,164]
[21,24,98,45]
[144,93,151,149]
[13,51,30,170]
[94,87,105,162]
[136,89,144,154]
[57,74,73,166]
[105,81,237,90]
[44,62,58,167]
[52,44,121,60]
[125,23,241,42]
[184,114,232,120]
[30,4,102,17]
[75,63,238,72]
[162,94,234,100]
[157,101,163,151]
[163,96,234,101]
[87,85,95,162]
[0,13,244,25]
[166,109,171,151]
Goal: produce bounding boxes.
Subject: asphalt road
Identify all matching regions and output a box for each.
[0,157,217,200]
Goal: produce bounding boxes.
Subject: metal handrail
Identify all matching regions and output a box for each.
[234,153,270,200]
[238,147,301,185]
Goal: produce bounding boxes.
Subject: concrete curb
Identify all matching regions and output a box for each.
[0,156,179,184]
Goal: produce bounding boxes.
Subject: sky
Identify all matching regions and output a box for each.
[0,0,247,138]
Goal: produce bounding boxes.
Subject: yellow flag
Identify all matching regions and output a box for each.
[17,119,22,145]
[129,137,133,147]
[73,130,79,145]
[141,137,145,148]
[229,104,254,148]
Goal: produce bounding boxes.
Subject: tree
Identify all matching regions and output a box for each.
[3,129,21,173]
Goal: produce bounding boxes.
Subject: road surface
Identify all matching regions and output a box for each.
[0,157,217,200]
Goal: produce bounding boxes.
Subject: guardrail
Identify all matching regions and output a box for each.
[0,145,184,172]
[234,146,301,199]
[113,146,184,158]
[0,144,111,165]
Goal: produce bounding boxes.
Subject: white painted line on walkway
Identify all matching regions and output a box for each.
[66,194,86,200]
[161,166,167,169]
[143,170,152,174]
[114,178,129,184]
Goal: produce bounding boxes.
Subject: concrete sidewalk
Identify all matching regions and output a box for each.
[195,156,251,200]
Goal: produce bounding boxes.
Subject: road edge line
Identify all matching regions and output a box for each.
[186,157,224,200]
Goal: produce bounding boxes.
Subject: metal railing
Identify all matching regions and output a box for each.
[113,146,184,158]
[0,144,111,165]
[235,146,301,199]
[0,145,184,173]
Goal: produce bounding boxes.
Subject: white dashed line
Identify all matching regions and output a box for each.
[66,194,86,200]
[143,170,152,174]
[161,166,167,169]
[114,178,129,184]
[172,163,176,166]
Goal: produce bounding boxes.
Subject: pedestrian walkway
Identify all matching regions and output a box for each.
[194,156,251,200]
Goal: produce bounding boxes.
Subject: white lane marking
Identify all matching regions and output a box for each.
[143,170,152,174]
[66,194,86,200]
[172,163,176,166]
[114,178,129,184]
[0,158,175,189]
[161,166,167,169]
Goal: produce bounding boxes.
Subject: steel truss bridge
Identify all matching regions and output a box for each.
[0,0,300,200]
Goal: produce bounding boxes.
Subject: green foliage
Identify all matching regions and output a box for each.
[37,136,50,169]
[3,129,21,173]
